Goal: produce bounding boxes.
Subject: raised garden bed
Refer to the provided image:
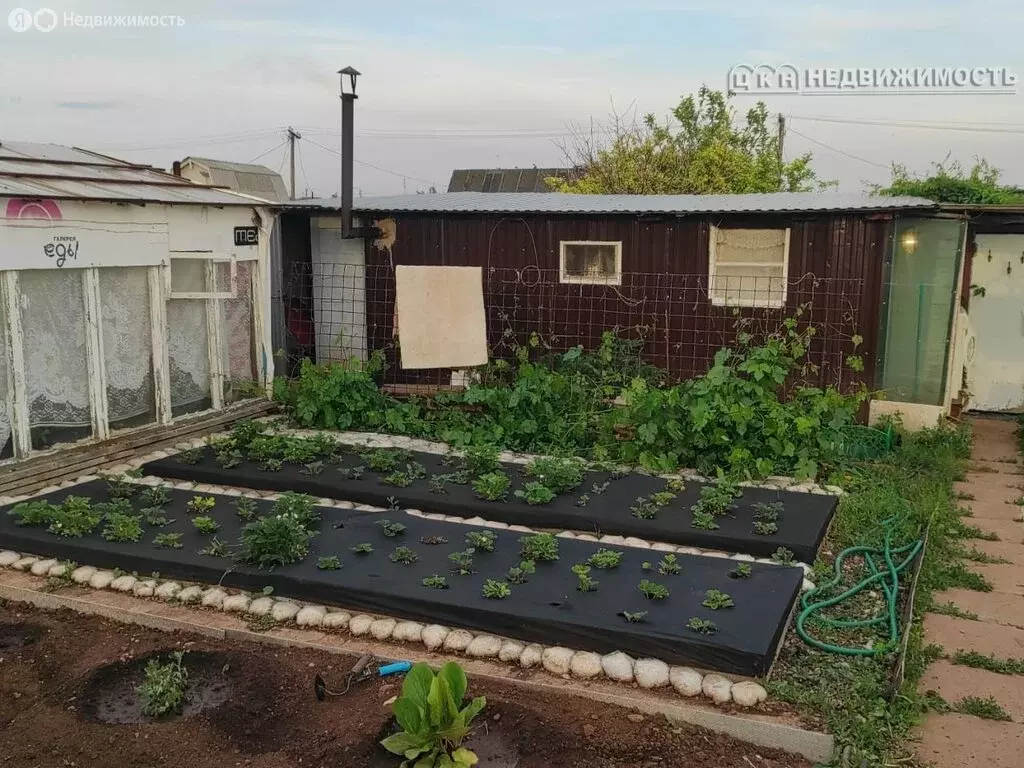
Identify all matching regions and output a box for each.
[142,442,836,562]
[0,482,803,675]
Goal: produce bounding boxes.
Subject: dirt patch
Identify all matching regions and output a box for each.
[0,621,41,649]
[0,602,812,768]
[80,650,235,725]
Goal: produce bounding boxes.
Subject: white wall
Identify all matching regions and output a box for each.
[310,215,367,364]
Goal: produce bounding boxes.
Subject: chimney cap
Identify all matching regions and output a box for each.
[338,66,361,76]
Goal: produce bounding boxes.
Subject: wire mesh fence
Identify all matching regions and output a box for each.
[281,263,869,392]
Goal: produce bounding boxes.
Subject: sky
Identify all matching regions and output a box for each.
[2,0,1024,196]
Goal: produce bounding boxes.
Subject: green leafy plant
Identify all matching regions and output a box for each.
[261,457,284,472]
[273,492,319,529]
[215,447,243,468]
[752,500,783,522]
[519,533,559,561]
[317,555,342,570]
[687,617,717,635]
[754,520,778,535]
[691,510,719,530]
[571,563,598,592]
[729,562,752,579]
[153,532,183,549]
[383,463,427,488]
[638,579,669,600]
[506,559,536,584]
[702,589,734,609]
[351,542,374,554]
[138,651,189,717]
[192,516,220,535]
[141,507,172,527]
[239,515,313,569]
[338,465,365,481]
[587,548,623,569]
[576,493,590,507]
[481,579,511,599]
[641,561,652,571]
[102,474,137,500]
[950,650,1024,676]
[378,520,407,538]
[772,546,796,565]
[620,610,648,623]
[691,480,741,519]
[449,549,475,575]
[472,471,511,501]
[302,460,325,477]
[953,695,1012,721]
[524,457,586,494]
[387,496,402,512]
[591,480,610,495]
[657,554,681,575]
[422,574,449,589]
[666,478,685,493]
[139,485,171,509]
[363,447,409,473]
[390,546,419,565]
[178,447,203,464]
[630,496,659,520]
[9,499,59,527]
[514,482,556,505]
[102,512,144,543]
[465,530,497,552]
[49,497,103,538]
[379,661,486,768]
[460,444,501,474]
[186,496,216,515]
[234,497,259,522]
[198,537,228,557]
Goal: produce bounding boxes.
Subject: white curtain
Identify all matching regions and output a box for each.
[167,261,210,412]
[223,260,255,385]
[100,267,155,426]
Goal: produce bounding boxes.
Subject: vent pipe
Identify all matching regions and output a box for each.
[338,66,360,239]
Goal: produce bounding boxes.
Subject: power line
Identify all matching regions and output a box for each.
[296,140,312,197]
[787,127,891,170]
[790,114,1024,135]
[300,136,437,188]
[248,139,288,165]
[96,128,287,152]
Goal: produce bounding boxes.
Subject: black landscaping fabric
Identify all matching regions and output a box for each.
[143,448,836,562]
[0,482,803,676]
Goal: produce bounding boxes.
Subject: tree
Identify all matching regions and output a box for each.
[548,86,826,195]
[873,157,1024,204]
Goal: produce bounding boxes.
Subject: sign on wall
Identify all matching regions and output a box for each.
[0,217,169,271]
[233,226,259,246]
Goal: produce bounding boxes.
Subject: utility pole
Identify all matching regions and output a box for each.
[287,127,301,200]
[777,114,786,189]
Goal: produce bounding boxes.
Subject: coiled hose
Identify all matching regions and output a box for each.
[796,515,923,656]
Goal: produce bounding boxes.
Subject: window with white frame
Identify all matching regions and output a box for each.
[559,241,622,285]
[708,226,790,308]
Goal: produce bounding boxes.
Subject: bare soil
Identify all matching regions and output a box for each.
[0,603,811,768]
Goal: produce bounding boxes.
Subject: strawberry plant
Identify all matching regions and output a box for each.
[351,542,374,554]
[620,610,648,623]
[422,574,448,589]
[519,533,559,561]
[571,564,598,592]
[524,457,586,494]
[102,512,143,542]
[239,515,313,569]
[587,548,623,569]
[234,497,258,522]
[514,482,556,506]
[139,485,171,509]
[472,471,511,501]
[199,537,229,557]
[153,532,183,549]
[389,546,419,565]
[506,559,536,584]
[186,496,215,515]
[465,530,497,552]
[657,554,681,575]
[316,555,342,570]
[449,549,475,575]
[377,520,406,537]
[729,562,753,579]
[772,546,796,565]
[192,516,219,534]
[481,579,511,599]
[687,617,717,635]
[638,579,669,600]
[702,589,734,609]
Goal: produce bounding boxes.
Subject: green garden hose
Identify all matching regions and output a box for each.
[796,516,923,656]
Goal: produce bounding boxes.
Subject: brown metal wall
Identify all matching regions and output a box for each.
[364,211,891,389]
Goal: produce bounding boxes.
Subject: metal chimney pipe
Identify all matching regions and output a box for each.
[338,66,360,239]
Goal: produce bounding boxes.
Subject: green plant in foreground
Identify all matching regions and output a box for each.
[449,549,475,575]
[363,447,408,473]
[198,537,228,557]
[951,650,1024,675]
[9,500,59,527]
[338,465,365,481]
[524,457,586,494]
[954,695,1012,721]
[702,589,734,609]
[587,548,623,569]
[351,542,374,554]
[422,574,449,589]
[390,546,419,565]
[192,516,220,535]
[771,547,796,565]
[178,447,203,464]
[754,520,779,536]
[729,562,752,579]
[514,482,556,506]
[690,510,719,531]
[687,617,717,635]
[102,512,144,542]
[380,661,485,768]
[630,496,660,520]
[691,480,741,519]
[638,579,669,600]
[316,555,342,570]
[465,530,497,552]
[481,579,511,599]
[153,532,183,549]
[239,515,313,569]
[571,563,598,592]
[186,496,215,515]
[273,492,320,529]
[621,610,648,623]
[50,497,103,538]
[139,485,171,509]
[472,471,511,502]
[519,533,559,562]
[657,554,681,575]
[378,519,406,538]
[234,496,258,522]
[141,508,172,526]
[506,559,536,584]
[460,444,501,474]
[138,651,189,717]
[103,473,139,500]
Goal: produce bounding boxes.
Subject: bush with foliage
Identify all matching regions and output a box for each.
[239,514,314,569]
[138,651,189,717]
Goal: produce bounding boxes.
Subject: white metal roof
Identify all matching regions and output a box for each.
[285,191,937,215]
[0,141,271,206]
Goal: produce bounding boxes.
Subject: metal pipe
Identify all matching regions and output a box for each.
[341,92,356,238]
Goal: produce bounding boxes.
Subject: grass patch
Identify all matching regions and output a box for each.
[961,547,1011,565]
[954,695,1013,721]
[929,601,980,621]
[950,650,1024,676]
[955,522,1000,542]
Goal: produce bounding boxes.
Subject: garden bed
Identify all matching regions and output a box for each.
[142,445,836,562]
[0,482,803,676]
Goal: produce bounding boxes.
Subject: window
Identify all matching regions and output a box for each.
[709,226,790,308]
[167,254,237,299]
[559,241,622,285]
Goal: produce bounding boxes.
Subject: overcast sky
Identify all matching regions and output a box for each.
[2,0,1024,196]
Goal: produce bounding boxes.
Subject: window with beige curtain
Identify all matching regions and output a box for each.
[709,227,790,308]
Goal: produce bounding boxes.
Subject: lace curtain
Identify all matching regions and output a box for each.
[167,261,210,414]
[19,270,91,437]
[0,300,11,457]
[222,261,256,397]
[99,268,155,427]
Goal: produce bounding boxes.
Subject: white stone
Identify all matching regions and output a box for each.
[730,681,768,707]
[669,667,704,697]
[133,579,157,597]
[575,534,599,542]
[802,579,816,593]
[599,535,627,546]
[271,601,302,622]
[422,624,449,650]
[333,500,355,509]
[393,621,424,643]
[520,644,543,669]
[569,651,603,679]
[47,562,72,577]
[624,538,651,551]
[465,635,502,658]
[247,596,275,615]
[218,487,242,497]
[481,520,509,530]
[317,498,335,507]
[30,558,58,576]
[71,565,97,584]
[295,605,328,627]
[370,618,397,640]
[222,594,252,613]
[443,629,474,652]
[88,569,116,589]
[405,509,425,518]
[541,646,574,676]
[172,481,195,491]
[701,551,730,559]
[464,516,487,526]
[508,525,533,533]
[423,513,447,521]
[155,581,182,600]
[10,557,37,573]
[176,585,204,604]
[322,611,352,630]
[731,554,756,562]
[676,547,702,556]
[601,652,635,683]
[110,575,138,592]
[649,542,676,552]
[702,674,733,704]
[348,614,375,636]
[0,550,20,567]
[634,659,670,689]
[555,531,576,539]
[201,588,227,609]
[498,640,525,663]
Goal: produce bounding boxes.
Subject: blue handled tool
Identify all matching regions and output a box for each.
[314,653,412,700]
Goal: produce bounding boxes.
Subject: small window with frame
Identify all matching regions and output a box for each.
[708,226,790,308]
[559,241,622,285]
[167,253,237,299]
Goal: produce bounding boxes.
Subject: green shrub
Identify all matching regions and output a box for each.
[638,579,669,600]
[514,482,556,505]
[153,532,183,549]
[524,457,586,494]
[49,497,103,538]
[702,589,734,609]
[9,500,59,527]
[506,560,536,584]
[317,555,342,570]
[587,548,623,569]
[472,471,511,501]
[273,492,319,529]
[519,533,559,561]
[422,574,448,589]
[192,516,219,535]
[102,512,144,542]
[389,546,419,565]
[239,515,313,569]
[465,530,497,552]
[138,651,188,717]
[481,579,511,599]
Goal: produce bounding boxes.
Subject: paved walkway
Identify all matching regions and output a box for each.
[915,417,1024,768]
